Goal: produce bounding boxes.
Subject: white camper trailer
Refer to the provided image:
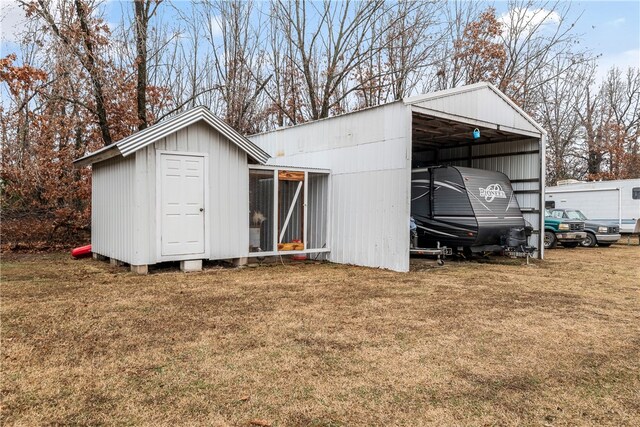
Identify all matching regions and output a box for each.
[545,179,640,234]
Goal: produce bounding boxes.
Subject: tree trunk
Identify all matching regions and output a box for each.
[135,1,149,131]
[73,0,112,146]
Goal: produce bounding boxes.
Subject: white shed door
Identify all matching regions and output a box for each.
[160,153,205,256]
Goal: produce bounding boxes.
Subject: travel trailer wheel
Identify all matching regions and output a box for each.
[581,233,597,247]
[544,231,557,249]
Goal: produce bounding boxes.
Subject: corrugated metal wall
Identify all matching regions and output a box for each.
[250,102,411,271]
[411,88,540,135]
[135,120,249,264]
[91,156,137,263]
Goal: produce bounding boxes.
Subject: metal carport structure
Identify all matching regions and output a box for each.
[249,82,546,272]
[406,83,546,262]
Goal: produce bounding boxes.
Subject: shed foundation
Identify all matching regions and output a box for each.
[233,257,248,267]
[130,265,148,275]
[180,260,203,272]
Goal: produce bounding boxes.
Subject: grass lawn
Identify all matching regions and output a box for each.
[1,244,639,426]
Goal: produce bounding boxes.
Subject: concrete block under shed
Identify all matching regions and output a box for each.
[233,257,248,267]
[110,258,125,267]
[130,265,148,275]
[180,260,202,272]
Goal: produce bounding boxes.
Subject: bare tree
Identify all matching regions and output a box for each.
[264,0,306,126]
[538,57,593,183]
[355,0,444,107]
[598,67,640,178]
[134,0,162,130]
[576,74,604,177]
[497,0,587,112]
[433,0,483,91]
[20,0,114,145]
[199,0,269,134]
[270,0,393,121]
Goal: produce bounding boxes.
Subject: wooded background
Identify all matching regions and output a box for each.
[1,0,639,248]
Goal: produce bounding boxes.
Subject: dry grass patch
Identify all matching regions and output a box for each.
[2,245,639,426]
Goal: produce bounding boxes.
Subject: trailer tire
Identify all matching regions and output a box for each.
[581,232,597,247]
[544,231,557,249]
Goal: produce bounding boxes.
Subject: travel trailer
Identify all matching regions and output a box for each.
[545,179,640,234]
[411,166,533,256]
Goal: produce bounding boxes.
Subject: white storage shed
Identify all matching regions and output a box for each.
[249,82,547,271]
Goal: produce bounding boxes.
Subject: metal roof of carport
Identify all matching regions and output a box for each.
[404,82,546,138]
[74,105,271,167]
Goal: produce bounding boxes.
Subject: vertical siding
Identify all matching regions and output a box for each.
[136,120,249,263]
[92,156,136,263]
[410,86,540,135]
[250,102,411,272]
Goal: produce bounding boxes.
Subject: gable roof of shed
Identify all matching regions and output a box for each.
[404,82,545,136]
[74,106,270,167]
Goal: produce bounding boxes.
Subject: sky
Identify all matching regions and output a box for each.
[1,0,639,84]
[494,0,639,82]
[569,1,640,81]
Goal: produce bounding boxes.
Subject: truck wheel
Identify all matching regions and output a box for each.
[597,243,612,247]
[563,242,580,248]
[544,231,557,249]
[581,233,597,247]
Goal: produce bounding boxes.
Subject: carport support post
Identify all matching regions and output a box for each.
[539,132,546,259]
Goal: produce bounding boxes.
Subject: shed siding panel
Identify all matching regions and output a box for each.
[251,103,411,272]
[137,121,249,263]
[91,156,136,264]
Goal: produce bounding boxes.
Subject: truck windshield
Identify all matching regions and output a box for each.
[565,210,587,220]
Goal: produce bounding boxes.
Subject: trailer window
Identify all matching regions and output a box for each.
[633,187,640,200]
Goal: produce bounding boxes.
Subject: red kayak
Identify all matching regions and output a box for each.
[71,244,92,258]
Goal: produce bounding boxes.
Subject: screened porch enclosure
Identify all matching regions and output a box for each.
[248,166,329,257]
